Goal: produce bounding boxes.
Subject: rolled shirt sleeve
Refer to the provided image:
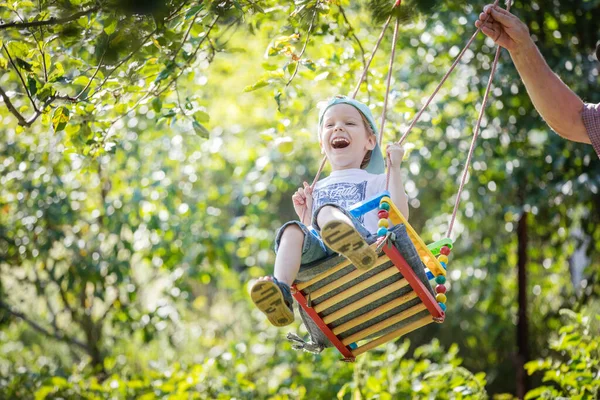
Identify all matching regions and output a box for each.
[582,103,600,159]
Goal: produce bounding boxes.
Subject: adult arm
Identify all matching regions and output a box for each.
[476,5,591,144]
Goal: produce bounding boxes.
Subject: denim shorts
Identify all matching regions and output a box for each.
[274,203,373,266]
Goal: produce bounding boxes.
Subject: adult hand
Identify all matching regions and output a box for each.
[387,143,405,167]
[292,181,313,222]
[475,5,533,54]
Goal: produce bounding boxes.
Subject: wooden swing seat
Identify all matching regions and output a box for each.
[291,192,452,361]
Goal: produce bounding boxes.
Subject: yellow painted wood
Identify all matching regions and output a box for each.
[322,279,409,324]
[332,291,418,335]
[351,315,433,356]
[310,255,390,301]
[387,201,446,277]
[314,266,399,313]
[341,303,428,345]
[295,242,382,291]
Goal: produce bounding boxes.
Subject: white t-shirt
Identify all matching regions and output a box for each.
[312,168,387,234]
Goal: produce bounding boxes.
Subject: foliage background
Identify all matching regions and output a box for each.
[0,0,598,398]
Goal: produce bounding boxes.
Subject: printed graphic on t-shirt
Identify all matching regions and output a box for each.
[312,181,367,223]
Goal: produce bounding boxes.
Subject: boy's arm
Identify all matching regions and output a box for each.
[386,145,409,220]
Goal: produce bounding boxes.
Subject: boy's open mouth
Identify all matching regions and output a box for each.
[331,137,350,149]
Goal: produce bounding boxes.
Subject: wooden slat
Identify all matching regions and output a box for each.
[313,266,399,313]
[295,242,382,291]
[341,303,427,345]
[332,291,419,335]
[322,278,409,324]
[310,255,390,301]
[351,315,433,357]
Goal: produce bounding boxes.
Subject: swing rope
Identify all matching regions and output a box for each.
[379,16,401,147]
[394,0,501,148]
[378,0,504,237]
[446,0,511,237]
[351,14,394,100]
[303,0,507,239]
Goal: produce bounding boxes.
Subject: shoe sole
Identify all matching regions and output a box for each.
[250,280,294,327]
[321,221,377,270]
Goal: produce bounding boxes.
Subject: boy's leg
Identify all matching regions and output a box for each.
[316,205,377,270]
[273,224,304,286]
[251,224,305,327]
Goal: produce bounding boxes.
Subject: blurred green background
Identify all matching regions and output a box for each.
[0,0,598,398]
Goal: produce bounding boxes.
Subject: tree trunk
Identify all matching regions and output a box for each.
[516,211,529,398]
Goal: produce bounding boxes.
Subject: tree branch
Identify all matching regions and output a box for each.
[3,43,40,113]
[86,2,192,101]
[0,6,101,30]
[0,299,89,352]
[285,8,317,87]
[155,15,219,98]
[172,8,202,60]
[20,95,56,127]
[0,85,28,125]
[32,264,62,334]
[84,28,158,101]
[102,15,219,140]
[55,271,80,324]
[10,6,49,83]
[75,51,105,100]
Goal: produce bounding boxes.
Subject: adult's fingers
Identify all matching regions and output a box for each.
[486,6,516,25]
[481,25,501,41]
[476,19,494,31]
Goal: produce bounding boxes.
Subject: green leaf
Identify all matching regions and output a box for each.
[525,386,551,399]
[72,75,89,86]
[250,3,265,13]
[103,18,118,35]
[49,62,64,82]
[27,76,37,96]
[155,63,175,83]
[52,106,70,132]
[185,4,204,19]
[232,0,243,12]
[243,79,269,92]
[192,120,209,138]
[286,61,297,74]
[262,62,278,71]
[7,41,28,59]
[36,83,54,101]
[152,97,162,113]
[158,110,176,122]
[193,110,210,123]
[274,91,282,112]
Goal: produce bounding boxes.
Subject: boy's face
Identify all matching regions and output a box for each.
[320,104,376,171]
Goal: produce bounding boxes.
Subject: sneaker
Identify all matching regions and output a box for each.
[321,220,377,270]
[250,277,294,327]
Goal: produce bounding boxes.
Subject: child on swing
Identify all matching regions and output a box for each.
[250,95,409,327]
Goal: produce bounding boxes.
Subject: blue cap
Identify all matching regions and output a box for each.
[318,95,385,174]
